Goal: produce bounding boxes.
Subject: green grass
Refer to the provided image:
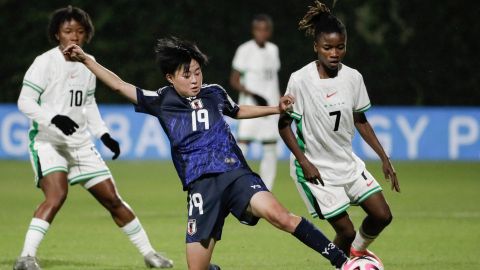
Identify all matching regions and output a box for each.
[1,160,479,269]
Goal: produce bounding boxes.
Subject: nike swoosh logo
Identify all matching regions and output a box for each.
[326,91,337,98]
[367,180,374,187]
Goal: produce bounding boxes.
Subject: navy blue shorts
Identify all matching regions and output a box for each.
[185,168,269,243]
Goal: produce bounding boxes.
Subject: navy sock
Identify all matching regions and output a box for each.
[292,217,347,268]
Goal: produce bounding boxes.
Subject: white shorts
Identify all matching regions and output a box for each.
[292,166,382,220]
[29,140,112,188]
[237,114,280,142]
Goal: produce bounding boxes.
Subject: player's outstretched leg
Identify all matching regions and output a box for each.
[248,191,348,268]
[88,178,173,268]
[14,172,69,270]
[186,238,216,270]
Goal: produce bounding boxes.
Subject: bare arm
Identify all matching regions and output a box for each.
[354,112,400,192]
[236,105,279,119]
[235,94,294,119]
[63,44,138,104]
[278,113,322,185]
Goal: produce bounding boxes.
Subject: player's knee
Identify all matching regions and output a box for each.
[372,209,393,228]
[44,191,68,210]
[103,196,124,211]
[269,212,298,232]
[43,200,64,214]
[380,211,393,227]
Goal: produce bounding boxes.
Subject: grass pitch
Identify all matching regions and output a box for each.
[0,160,479,269]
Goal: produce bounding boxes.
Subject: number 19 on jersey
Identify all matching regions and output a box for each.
[192,109,209,131]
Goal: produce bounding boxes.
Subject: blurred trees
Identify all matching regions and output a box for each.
[0,0,478,105]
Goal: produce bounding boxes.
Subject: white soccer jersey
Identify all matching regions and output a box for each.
[286,62,371,184]
[232,40,280,106]
[232,40,281,141]
[18,47,109,147]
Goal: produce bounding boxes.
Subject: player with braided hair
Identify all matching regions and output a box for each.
[279,1,400,266]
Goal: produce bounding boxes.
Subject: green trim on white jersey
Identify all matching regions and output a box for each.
[354,103,371,112]
[86,89,95,96]
[287,111,302,121]
[292,115,320,218]
[69,170,111,185]
[29,121,40,182]
[42,166,68,177]
[295,158,319,218]
[23,79,44,94]
[28,95,42,187]
[323,203,350,219]
[352,186,382,205]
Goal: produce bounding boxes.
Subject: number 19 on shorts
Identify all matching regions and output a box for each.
[188,193,204,216]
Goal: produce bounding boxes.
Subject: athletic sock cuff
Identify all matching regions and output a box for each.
[31,218,50,227]
[121,217,141,234]
[29,218,50,234]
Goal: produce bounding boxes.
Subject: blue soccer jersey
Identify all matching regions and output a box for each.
[134,84,250,189]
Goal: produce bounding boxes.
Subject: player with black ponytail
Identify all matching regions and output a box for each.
[279,1,400,266]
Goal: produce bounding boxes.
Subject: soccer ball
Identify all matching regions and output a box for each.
[342,256,384,270]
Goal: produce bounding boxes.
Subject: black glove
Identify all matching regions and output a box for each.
[252,94,268,106]
[101,133,120,160]
[51,115,79,135]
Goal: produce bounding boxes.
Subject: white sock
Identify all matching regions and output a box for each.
[121,217,155,256]
[351,227,377,251]
[238,142,248,157]
[260,143,277,190]
[20,218,50,257]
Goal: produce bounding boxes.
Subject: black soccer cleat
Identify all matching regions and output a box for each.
[209,263,221,270]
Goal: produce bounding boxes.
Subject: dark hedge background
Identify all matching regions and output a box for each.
[1,0,479,105]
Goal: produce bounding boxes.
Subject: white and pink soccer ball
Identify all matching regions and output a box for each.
[341,256,384,270]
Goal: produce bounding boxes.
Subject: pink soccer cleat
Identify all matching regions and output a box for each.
[350,247,383,266]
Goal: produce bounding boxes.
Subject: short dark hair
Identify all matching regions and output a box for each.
[252,14,273,29]
[155,36,209,76]
[47,5,94,44]
[298,1,346,40]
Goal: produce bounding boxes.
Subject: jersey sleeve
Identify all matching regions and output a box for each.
[353,72,371,112]
[17,56,56,126]
[285,74,303,121]
[134,87,161,116]
[83,73,109,138]
[232,45,247,73]
[23,56,49,95]
[85,98,109,138]
[217,85,239,118]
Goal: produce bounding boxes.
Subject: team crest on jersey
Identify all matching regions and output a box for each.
[187,219,197,236]
[190,99,204,109]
